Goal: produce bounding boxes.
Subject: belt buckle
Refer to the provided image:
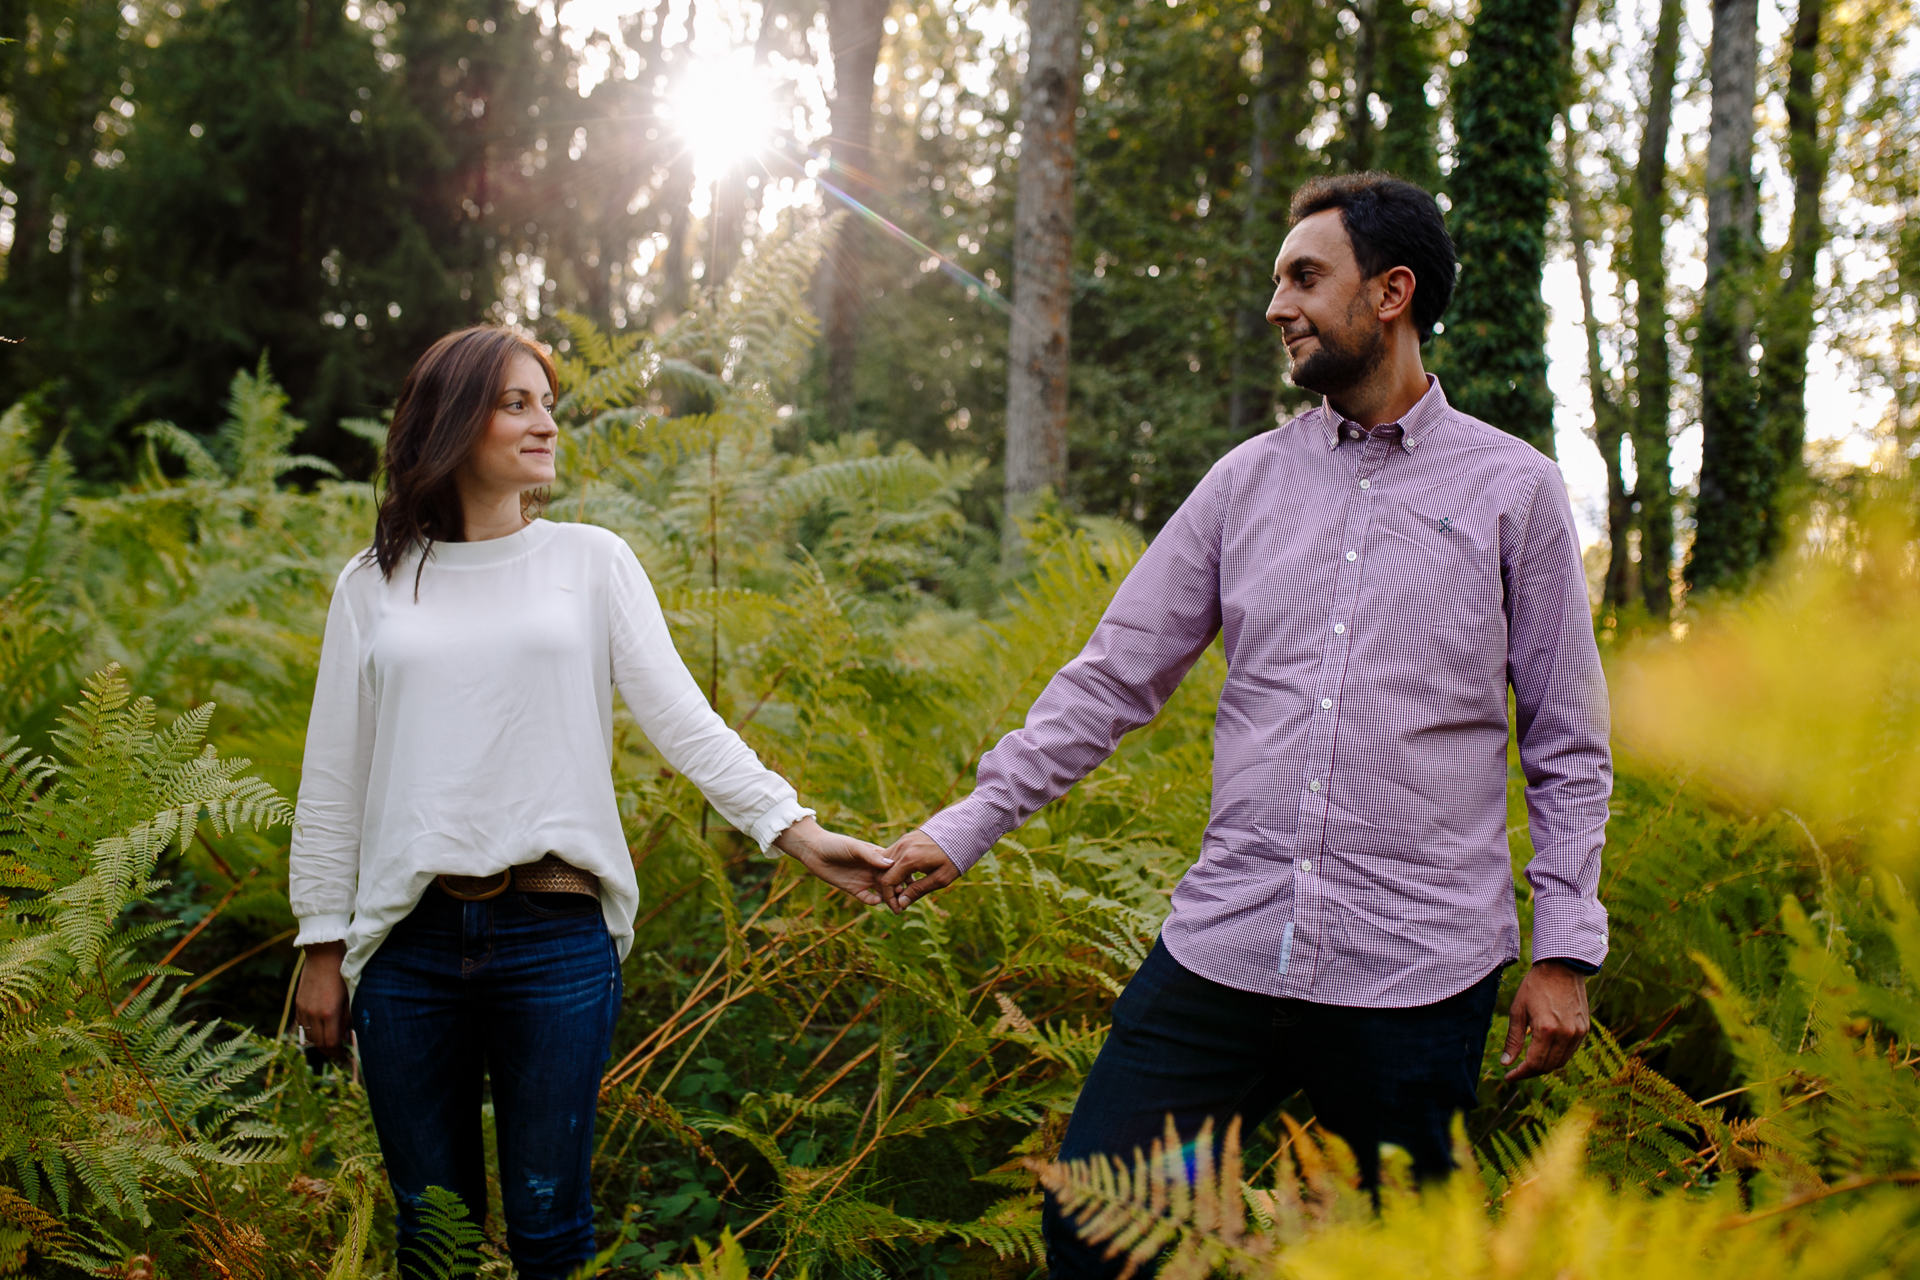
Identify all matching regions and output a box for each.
[437,870,511,901]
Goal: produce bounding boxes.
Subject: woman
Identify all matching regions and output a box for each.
[289,326,891,1277]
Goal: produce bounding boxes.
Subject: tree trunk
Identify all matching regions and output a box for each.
[1229,85,1277,437]
[710,162,748,294]
[1374,0,1441,191]
[712,6,787,300]
[1345,0,1379,172]
[1556,0,1626,614]
[1626,0,1683,618]
[1688,0,1763,594]
[1757,0,1825,549]
[658,150,697,316]
[819,0,891,428]
[1431,0,1564,455]
[656,6,700,318]
[1002,0,1082,550]
[1228,0,1316,435]
[1563,121,1628,613]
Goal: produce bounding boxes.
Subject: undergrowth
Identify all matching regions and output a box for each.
[0,217,1915,1276]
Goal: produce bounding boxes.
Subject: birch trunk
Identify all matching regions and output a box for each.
[1002,0,1082,549]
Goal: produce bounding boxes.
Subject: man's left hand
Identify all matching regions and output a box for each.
[1501,960,1591,1081]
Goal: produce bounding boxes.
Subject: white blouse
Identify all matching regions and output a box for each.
[289,519,811,982]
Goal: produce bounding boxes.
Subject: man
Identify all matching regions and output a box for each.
[879,173,1610,1276]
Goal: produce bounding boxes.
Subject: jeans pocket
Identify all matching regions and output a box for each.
[521,891,603,920]
[1111,937,1178,1031]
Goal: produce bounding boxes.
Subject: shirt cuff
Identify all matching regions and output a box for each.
[918,796,1005,873]
[749,799,816,855]
[1538,956,1601,975]
[294,913,353,947]
[1531,893,1608,971]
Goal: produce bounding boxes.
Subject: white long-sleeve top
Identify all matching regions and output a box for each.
[289,519,812,983]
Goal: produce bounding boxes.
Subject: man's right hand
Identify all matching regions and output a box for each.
[878,829,961,913]
[294,941,351,1060]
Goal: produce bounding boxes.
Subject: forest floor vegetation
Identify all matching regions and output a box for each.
[1,227,1917,1278]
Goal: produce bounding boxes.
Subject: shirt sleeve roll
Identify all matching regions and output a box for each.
[607,539,814,852]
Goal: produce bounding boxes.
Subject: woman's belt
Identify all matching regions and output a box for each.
[437,853,598,902]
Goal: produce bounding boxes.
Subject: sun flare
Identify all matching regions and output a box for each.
[668,54,777,180]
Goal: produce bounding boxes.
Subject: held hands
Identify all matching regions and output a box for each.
[775,816,897,907]
[877,829,960,914]
[1500,959,1592,1081]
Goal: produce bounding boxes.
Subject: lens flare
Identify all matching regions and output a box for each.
[668,54,776,178]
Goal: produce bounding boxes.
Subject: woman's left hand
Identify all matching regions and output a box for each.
[774,816,895,906]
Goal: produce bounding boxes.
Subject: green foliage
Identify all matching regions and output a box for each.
[0,211,1916,1279]
[0,667,286,1257]
[1040,1109,1920,1280]
[1431,0,1566,454]
[1069,0,1339,526]
[404,1186,488,1280]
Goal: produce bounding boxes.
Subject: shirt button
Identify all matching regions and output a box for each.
[1300,859,1312,872]
[1345,550,1357,562]
[1308,779,1322,793]
[1359,479,1371,489]
[1334,623,1346,634]
[1320,698,1333,709]
[1348,429,1362,439]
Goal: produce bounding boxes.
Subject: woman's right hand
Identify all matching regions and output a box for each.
[294,941,351,1059]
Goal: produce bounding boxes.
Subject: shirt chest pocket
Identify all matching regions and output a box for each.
[1364,503,1509,680]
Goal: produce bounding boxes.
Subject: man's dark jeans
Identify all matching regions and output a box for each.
[353,887,621,1280]
[1045,938,1501,1278]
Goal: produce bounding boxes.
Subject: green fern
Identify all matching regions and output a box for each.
[0,665,293,1234]
[403,1186,488,1280]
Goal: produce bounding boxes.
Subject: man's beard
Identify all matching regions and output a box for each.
[1286,303,1388,398]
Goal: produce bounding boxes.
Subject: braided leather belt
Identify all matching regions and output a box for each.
[437,853,598,902]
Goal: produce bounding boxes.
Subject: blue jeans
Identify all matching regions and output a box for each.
[352,887,621,1279]
[1045,938,1501,1278]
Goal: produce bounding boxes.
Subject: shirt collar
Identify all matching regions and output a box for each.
[1317,374,1449,453]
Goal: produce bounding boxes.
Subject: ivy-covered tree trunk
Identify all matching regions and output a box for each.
[819,0,892,428]
[1689,0,1765,594]
[1433,0,1564,455]
[1626,0,1684,618]
[1003,0,1081,542]
[1757,0,1826,545]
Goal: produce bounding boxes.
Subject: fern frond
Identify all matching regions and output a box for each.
[405,1185,487,1280]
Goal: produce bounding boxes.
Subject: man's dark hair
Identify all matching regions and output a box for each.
[1290,173,1457,341]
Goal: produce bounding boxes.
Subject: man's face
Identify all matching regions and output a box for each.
[1265,209,1388,398]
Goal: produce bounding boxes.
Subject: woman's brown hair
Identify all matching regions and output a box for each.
[367,326,558,582]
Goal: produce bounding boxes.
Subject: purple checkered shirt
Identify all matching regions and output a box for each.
[922,376,1611,1007]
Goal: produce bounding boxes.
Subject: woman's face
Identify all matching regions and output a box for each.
[461,351,558,496]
